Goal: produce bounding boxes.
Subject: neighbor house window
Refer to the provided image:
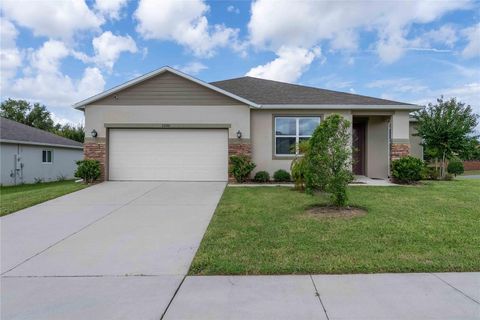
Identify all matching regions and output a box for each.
[275,116,320,155]
[42,150,53,163]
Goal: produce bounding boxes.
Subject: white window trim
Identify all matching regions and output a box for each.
[42,149,53,164]
[274,116,320,156]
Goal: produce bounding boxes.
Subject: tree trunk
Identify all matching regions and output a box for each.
[441,150,447,178]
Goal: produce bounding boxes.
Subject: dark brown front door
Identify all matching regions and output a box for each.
[352,122,366,175]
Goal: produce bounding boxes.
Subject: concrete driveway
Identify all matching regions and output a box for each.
[1,181,225,319]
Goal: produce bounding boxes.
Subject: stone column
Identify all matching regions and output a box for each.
[84,137,106,181]
[228,138,252,182]
[390,111,411,162]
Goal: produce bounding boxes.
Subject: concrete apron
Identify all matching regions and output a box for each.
[1,181,226,320]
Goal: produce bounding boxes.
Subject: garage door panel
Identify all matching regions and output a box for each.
[109,129,228,181]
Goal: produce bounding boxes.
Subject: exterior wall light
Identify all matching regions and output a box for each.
[91,129,98,138]
[236,130,242,139]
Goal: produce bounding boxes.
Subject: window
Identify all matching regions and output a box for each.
[275,116,320,155]
[42,150,53,163]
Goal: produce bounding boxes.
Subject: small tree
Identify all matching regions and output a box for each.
[414,97,479,178]
[304,114,353,207]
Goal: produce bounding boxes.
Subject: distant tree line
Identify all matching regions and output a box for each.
[0,98,84,143]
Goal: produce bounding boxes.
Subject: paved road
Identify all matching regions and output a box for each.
[1,181,225,319]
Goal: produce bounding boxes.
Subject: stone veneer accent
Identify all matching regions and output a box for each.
[228,138,252,157]
[84,137,106,181]
[228,138,252,182]
[391,143,410,161]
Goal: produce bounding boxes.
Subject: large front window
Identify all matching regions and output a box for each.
[275,116,320,155]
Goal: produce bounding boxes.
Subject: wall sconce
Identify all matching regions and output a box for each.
[236,130,242,139]
[91,129,98,138]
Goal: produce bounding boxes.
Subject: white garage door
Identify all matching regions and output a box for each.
[109,129,228,181]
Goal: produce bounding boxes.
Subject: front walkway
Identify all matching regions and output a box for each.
[163,273,479,320]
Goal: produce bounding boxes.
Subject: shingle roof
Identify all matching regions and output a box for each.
[0,117,83,148]
[211,76,413,106]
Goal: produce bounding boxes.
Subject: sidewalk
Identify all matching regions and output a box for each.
[163,272,479,320]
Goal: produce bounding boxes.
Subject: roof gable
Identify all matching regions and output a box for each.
[74,67,259,109]
[0,117,83,148]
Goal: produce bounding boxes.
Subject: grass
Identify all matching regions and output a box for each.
[190,180,480,275]
[0,180,87,217]
[463,169,480,175]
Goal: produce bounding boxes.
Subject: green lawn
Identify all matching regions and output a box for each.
[0,180,87,217]
[190,180,480,275]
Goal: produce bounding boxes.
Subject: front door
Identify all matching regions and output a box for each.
[352,122,366,175]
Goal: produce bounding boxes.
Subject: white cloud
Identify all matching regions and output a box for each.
[176,62,208,75]
[0,18,22,83]
[134,0,241,58]
[246,46,321,82]
[366,78,428,93]
[422,25,458,48]
[227,5,240,14]
[92,31,137,70]
[4,40,105,108]
[248,0,470,63]
[1,0,103,40]
[461,23,480,59]
[94,0,128,20]
[72,32,138,71]
[30,40,69,73]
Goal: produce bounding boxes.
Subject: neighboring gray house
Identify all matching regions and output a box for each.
[74,66,422,182]
[0,117,83,186]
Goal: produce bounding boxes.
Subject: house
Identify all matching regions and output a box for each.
[0,117,83,185]
[73,66,422,182]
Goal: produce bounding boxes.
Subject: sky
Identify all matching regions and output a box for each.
[1,0,479,127]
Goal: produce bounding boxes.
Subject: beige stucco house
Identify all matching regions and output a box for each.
[74,66,422,182]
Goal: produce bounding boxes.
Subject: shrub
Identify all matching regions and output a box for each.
[304,114,353,207]
[291,141,309,190]
[253,171,270,183]
[230,155,256,183]
[34,177,43,184]
[447,160,464,176]
[75,159,101,183]
[422,166,440,180]
[391,156,424,184]
[273,169,291,182]
[57,173,67,181]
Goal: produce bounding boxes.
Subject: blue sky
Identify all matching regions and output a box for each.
[1,0,479,127]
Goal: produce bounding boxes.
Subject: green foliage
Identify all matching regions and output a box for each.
[447,160,464,176]
[391,156,424,184]
[75,160,101,183]
[290,141,309,190]
[273,169,291,182]
[458,138,480,161]
[304,114,353,207]
[1,99,54,131]
[0,99,31,123]
[54,124,85,142]
[414,97,479,177]
[253,171,270,183]
[1,98,85,142]
[229,155,256,183]
[422,166,440,180]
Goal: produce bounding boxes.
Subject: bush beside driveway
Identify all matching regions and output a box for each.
[190,180,480,275]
